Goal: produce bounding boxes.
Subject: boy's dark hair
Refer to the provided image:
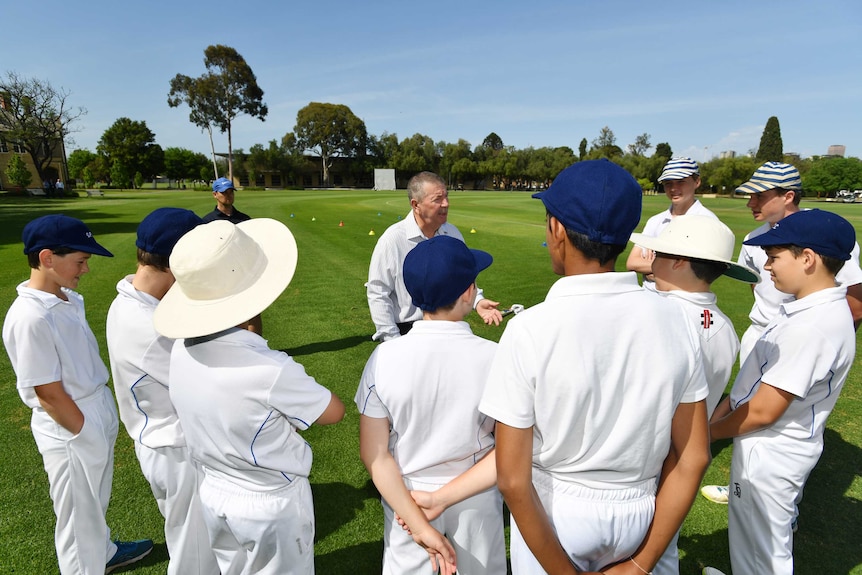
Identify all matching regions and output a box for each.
[780,244,845,276]
[27,246,76,269]
[565,228,626,265]
[547,210,625,265]
[137,248,171,272]
[689,258,729,284]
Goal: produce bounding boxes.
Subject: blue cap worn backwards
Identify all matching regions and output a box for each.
[212,177,235,193]
[744,209,855,261]
[22,214,113,257]
[532,159,642,245]
[404,236,493,311]
[136,208,203,257]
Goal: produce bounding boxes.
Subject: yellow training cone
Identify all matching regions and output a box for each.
[368,229,376,236]
[470,228,477,234]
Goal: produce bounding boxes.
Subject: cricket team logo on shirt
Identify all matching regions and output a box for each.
[701,309,713,330]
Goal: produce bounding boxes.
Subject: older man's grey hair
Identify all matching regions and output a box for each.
[407,172,446,202]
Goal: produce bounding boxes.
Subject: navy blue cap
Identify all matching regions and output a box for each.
[136,208,203,257]
[743,209,855,261]
[212,177,235,193]
[532,159,642,245]
[404,236,493,311]
[22,214,113,257]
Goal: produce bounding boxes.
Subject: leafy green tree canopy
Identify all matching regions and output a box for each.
[482,132,504,151]
[4,154,32,189]
[294,102,367,186]
[97,117,164,180]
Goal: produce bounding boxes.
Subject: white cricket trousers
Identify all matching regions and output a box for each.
[728,434,822,575]
[510,469,656,574]
[135,443,219,575]
[198,471,315,575]
[381,477,506,575]
[31,385,118,575]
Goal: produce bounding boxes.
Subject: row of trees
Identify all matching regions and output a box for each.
[62,107,862,196]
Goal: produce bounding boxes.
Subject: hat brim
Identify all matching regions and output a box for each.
[630,233,760,284]
[154,219,298,338]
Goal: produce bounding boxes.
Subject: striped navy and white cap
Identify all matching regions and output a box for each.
[736,162,802,195]
[658,157,699,182]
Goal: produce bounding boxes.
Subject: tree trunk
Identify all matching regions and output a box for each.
[227,121,233,182]
[207,125,219,179]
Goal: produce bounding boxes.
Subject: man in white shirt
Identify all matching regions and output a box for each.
[366,171,502,341]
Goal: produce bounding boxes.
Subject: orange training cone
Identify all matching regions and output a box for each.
[339,221,344,227]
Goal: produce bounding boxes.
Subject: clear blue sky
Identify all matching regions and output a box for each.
[6,0,861,162]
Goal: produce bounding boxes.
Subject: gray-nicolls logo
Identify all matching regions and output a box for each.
[733,482,742,498]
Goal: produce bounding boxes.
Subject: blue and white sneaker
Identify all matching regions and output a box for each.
[700,484,729,504]
[106,539,153,573]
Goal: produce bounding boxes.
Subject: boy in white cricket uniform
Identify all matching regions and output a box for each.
[356,235,505,575]
[735,162,862,363]
[702,162,862,506]
[153,219,345,575]
[630,215,760,574]
[106,208,218,575]
[2,214,153,574]
[708,209,857,575]
[480,160,711,575]
[627,157,718,291]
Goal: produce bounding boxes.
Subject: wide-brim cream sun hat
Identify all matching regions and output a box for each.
[630,215,760,284]
[154,218,298,338]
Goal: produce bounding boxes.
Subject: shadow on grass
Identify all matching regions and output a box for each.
[316,540,382,573]
[313,478,379,542]
[679,427,862,573]
[282,335,371,357]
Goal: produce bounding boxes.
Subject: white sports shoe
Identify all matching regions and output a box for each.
[702,568,727,575]
[700,484,729,504]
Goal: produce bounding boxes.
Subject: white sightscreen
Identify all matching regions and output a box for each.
[374,169,396,191]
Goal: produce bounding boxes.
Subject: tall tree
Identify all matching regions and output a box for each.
[0,71,86,183]
[168,45,268,181]
[628,133,652,156]
[589,126,623,159]
[97,118,164,184]
[756,116,783,162]
[654,142,673,160]
[482,132,504,151]
[293,102,367,186]
[578,138,588,161]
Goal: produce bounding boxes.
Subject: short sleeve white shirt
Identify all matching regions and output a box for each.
[479,272,708,489]
[355,320,497,482]
[107,276,184,449]
[729,286,855,442]
[367,212,483,341]
[169,328,333,491]
[738,219,862,328]
[661,290,739,417]
[3,282,109,408]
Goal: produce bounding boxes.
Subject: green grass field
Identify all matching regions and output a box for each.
[1,189,861,574]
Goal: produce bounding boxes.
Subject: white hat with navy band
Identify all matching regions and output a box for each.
[736,162,802,195]
[658,157,699,182]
